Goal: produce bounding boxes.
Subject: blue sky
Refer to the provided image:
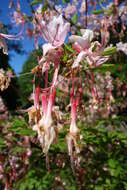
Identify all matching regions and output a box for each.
[0,0,35,75]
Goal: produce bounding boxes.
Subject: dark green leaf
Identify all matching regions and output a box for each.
[71,14,78,25]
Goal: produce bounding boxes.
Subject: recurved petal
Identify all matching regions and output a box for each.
[69,35,89,49]
[72,51,86,68]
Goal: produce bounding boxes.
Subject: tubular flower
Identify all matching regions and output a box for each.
[34,86,40,109]
[66,82,82,160]
[66,99,80,155]
[32,65,59,154]
[33,88,57,154]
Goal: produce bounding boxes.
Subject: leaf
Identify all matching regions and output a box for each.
[11,118,28,128]
[0,137,5,147]
[108,159,117,168]
[12,146,26,154]
[92,9,104,15]
[62,0,70,4]
[64,44,74,53]
[104,5,114,16]
[10,118,35,136]
[103,47,116,56]
[71,14,78,25]
[94,63,115,73]
[95,186,104,190]
[62,0,66,3]
[15,128,36,136]
[0,137,4,144]
[42,3,48,13]
[30,0,42,6]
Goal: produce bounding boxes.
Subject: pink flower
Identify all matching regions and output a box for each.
[41,91,47,116]
[69,29,109,68]
[70,98,79,134]
[34,86,40,109]
[33,66,59,154]
[116,42,127,55]
[69,29,94,49]
[33,88,57,154]
[41,15,70,55]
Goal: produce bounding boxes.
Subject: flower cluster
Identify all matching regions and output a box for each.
[1,0,126,170]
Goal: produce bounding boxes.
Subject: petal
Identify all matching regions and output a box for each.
[42,43,55,56]
[72,51,86,68]
[95,56,109,66]
[80,29,94,42]
[54,22,70,47]
[69,35,89,49]
[116,42,127,55]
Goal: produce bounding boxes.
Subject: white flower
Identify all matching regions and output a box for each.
[42,15,70,55]
[116,42,127,55]
[69,29,94,49]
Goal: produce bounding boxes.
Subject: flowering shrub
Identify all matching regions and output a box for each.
[0,0,127,189]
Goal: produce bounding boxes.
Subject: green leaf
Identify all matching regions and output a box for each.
[92,9,104,15]
[64,44,74,53]
[0,137,4,144]
[15,128,36,136]
[42,3,48,13]
[108,159,117,168]
[0,137,5,147]
[71,14,78,25]
[12,146,26,154]
[95,186,104,190]
[30,0,42,6]
[62,0,66,3]
[11,118,28,128]
[104,5,115,16]
[103,47,116,56]
[94,63,114,72]
[62,0,70,3]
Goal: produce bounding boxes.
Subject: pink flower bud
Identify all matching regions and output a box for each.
[41,92,47,115]
[35,86,40,109]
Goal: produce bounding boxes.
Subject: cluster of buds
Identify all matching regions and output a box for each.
[0,69,12,91]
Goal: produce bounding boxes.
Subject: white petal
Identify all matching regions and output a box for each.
[80,29,94,42]
[33,124,38,131]
[69,35,89,49]
[72,51,86,68]
[42,43,55,56]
